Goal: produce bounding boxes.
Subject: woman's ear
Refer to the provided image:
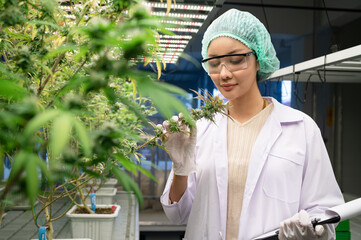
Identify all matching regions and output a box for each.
[256,61,260,71]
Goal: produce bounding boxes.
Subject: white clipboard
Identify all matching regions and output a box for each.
[253,197,361,240]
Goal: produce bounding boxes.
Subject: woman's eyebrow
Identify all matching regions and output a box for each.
[228,49,247,54]
[208,49,247,57]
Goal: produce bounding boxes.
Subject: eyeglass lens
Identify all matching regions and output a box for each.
[208,55,249,74]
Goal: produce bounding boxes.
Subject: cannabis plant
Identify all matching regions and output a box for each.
[0,0,192,238]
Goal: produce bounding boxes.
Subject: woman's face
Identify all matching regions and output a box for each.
[207,37,259,102]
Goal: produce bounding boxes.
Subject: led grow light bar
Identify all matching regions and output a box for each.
[156,39,189,44]
[158,44,187,48]
[165,27,198,33]
[159,35,192,40]
[151,12,208,19]
[161,20,203,27]
[144,2,213,12]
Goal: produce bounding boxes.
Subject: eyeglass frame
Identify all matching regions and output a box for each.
[201,52,257,63]
[201,51,257,73]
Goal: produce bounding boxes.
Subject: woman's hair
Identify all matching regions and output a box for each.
[201,9,280,81]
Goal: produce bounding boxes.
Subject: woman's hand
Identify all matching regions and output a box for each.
[278,210,328,240]
[157,113,197,176]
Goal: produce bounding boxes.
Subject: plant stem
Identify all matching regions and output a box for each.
[37,53,65,97]
[77,184,94,214]
[0,205,5,226]
[32,198,40,228]
[46,58,87,108]
[137,133,164,150]
[44,204,54,240]
[51,202,73,222]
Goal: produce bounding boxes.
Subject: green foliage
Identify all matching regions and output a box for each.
[0,79,30,100]
[0,0,193,229]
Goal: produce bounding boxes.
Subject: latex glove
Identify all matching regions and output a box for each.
[157,113,196,176]
[278,210,328,240]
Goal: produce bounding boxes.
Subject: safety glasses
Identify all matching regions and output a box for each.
[202,52,256,74]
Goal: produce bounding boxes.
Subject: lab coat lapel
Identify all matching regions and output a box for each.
[240,108,282,218]
[214,113,228,237]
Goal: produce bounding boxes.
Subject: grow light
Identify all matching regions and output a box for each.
[133,58,178,64]
[161,20,203,27]
[143,1,215,64]
[157,44,187,48]
[151,12,208,19]
[157,48,185,52]
[144,2,213,12]
[156,39,189,44]
[159,35,192,40]
[267,44,361,83]
[165,27,199,33]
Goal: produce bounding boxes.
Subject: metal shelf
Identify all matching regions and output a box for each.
[267,44,361,83]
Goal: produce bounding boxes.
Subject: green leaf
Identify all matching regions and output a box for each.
[50,113,73,158]
[74,46,89,62]
[0,151,3,183]
[56,77,87,100]
[103,87,117,104]
[26,20,60,29]
[156,58,161,80]
[135,77,191,120]
[112,164,143,208]
[25,154,39,204]
[34,154,50,180]
[24,110,61,137]
[0,63,23,81]
[117,94,149,125]
[39,0,56,14]
[73,118,92,157]
[8,151,27,182]
[35,62,53,76]
[5,29,32,40]
[112,164,131,191]
[0,80,30,100]
[134,164,157,182]
[45,44,79,59]
[115,154,137,176]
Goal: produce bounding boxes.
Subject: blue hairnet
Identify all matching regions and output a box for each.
[201,9,280,81]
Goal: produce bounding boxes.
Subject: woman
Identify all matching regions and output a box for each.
[159,9,344,240]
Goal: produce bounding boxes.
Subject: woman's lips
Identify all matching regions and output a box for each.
[221,83,237,91]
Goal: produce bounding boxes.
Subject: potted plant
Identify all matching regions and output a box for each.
[0,0,195,239]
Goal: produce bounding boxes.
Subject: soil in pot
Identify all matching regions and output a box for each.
[73,206,114,214]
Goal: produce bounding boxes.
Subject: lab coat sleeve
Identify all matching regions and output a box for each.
[300,115,344,238]
[160,169,196,224]
[160,118,211,225]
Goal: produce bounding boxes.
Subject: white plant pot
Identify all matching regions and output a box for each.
[97,178,118,188]
[32,239,92,240]
[66,204,120,240]
[79,187,116,205]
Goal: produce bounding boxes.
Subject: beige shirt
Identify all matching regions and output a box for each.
[226,101,274,240]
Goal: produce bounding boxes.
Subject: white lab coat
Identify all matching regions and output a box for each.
[161,97,344,240]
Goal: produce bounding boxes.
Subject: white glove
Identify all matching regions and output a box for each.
[157,113,196,176]
[278,210,328,240]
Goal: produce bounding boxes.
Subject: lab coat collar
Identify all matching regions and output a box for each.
[267,97,303,123]
[222,97,303,123]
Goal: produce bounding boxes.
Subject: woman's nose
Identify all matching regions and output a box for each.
[219,63,232,79]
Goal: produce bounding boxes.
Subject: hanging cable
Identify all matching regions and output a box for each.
[260,0,271,33]
[322,0,339,52]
